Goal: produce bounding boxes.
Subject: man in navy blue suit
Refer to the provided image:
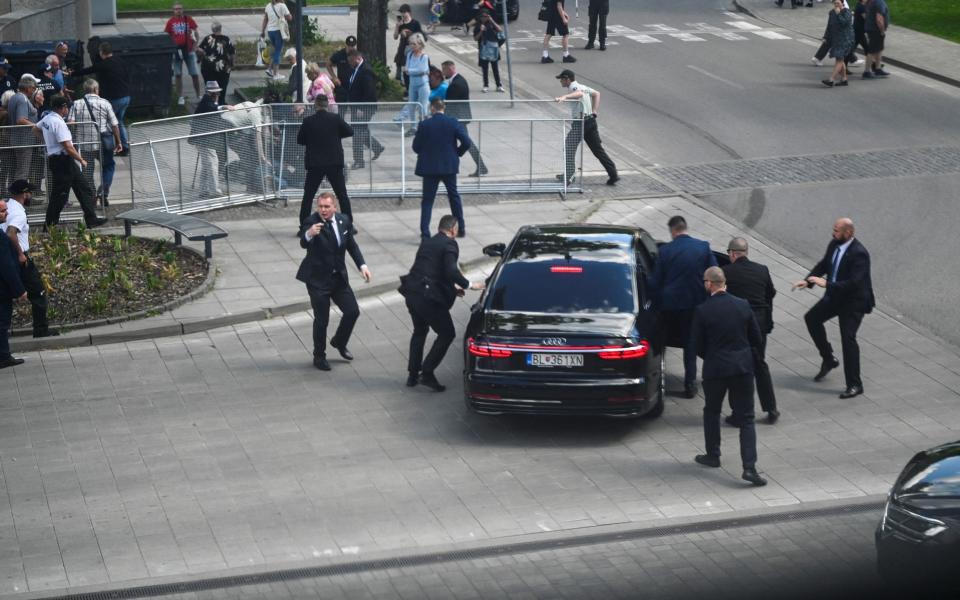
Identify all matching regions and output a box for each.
[690,266,767,487]
[648,215,718,398]
[412,99,472,241]
[0,200,27,369]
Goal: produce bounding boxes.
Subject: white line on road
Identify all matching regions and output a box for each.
[753,30,792,40]
[626,34,661,43]
[796,38,822,48]
[727,21,762,30]
[669,33,707,42]
[712,32,749,41]
[723,11,742,18]
[645,24,679,32]
[687,65,745,89]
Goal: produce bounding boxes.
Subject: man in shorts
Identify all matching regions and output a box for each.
[541,0,576,64]
[862,0,889,79]
[164,2,201,105]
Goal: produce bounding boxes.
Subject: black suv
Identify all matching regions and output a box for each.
[463,225,664,418]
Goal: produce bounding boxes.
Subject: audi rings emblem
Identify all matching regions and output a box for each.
[542,337,567,346]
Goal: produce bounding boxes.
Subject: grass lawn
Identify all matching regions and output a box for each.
[886,0,960,44]
[118,0,354,11]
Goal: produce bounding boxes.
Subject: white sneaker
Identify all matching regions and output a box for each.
[810,57,822,66]
[482,86,489,93]
[177,96,185,106]
[496,85,505,92]
[851,58,865,66]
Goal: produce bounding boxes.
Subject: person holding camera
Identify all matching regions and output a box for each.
[164,2,201,106]
[393,4,423,88]
[473,10,504,92]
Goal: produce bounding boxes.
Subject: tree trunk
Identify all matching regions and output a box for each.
[356,0,389,66]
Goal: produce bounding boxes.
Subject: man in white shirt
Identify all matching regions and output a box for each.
[1,180,55,337]
[33,94,107,228]
[553,69,618,186]
[68,79,121,206]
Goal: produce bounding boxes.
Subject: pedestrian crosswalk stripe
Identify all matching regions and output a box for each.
[669,33,706,42]
[753,30,791,40]
[727,21,762,30]
[626,34,661,43]
[712,32,748,41]
[645,24,679,32]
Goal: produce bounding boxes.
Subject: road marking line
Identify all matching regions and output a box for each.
[712,32,748,41]
[753,30,792,40]
[727,21,762,30]
[723,11,742,18]
[687,65,745,89]
[645,24,679,32]
[796,38,822,48]
[670,33,707,42]
[686,23,723,32]
[626,34,661,43]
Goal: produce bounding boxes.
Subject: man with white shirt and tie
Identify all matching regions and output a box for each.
[792,217,875,399]
[296,192,372,371]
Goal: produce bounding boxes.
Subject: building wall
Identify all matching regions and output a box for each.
[0,0,77,42]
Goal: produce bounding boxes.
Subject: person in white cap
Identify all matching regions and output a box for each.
[190,81,234,198]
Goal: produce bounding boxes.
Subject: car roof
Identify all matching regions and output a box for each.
[507,225,645,263]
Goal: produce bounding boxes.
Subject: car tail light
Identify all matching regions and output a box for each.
[550,265,583,274]
[468,338,513,358]
[470,393,502,401]
[607,395,645,404]
[598,340,650,360]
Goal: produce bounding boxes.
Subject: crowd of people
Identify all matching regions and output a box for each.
[810,0,890,87]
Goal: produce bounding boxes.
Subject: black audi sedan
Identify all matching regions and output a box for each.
[876,440,960,591]
[462,224,664,418]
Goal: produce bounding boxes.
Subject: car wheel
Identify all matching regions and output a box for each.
[642,353,665,419]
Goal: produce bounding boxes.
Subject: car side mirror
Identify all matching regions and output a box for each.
[483,242,506,257]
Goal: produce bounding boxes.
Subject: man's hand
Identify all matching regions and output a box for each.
[791,279,809,291]
[360,265,372,283]
[310,222,324,237]
[16,292,27,302]
[806,276,827,288]
[470,281,485,290]
[554,95,566,103]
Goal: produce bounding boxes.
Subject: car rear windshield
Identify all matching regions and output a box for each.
[489,259,635,313]
[899,453,960,497]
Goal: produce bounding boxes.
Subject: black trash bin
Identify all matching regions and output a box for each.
[0,40,84,82]
[87,34,175,117]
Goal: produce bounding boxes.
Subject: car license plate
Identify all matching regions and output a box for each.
[528,353,584,367]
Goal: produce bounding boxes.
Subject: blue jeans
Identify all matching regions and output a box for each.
[101,136,116,197]
[110,96,130,149]
[396,77,429,129]
[268,30,284,65]
[420,174,463,238]
[0,296,11,359]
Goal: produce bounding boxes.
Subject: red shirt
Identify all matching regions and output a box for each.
[164,15,199,52]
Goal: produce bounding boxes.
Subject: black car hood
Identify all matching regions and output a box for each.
[483,311,636,337]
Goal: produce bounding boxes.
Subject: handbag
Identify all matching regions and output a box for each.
[273,4,290,41]
[84,98,115,154]
[496,30,506,46]
[537,0,550,21]
[479,40,500,62]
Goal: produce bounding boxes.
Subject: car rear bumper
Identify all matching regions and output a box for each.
[875,525,960,584]
[465,372,654,417]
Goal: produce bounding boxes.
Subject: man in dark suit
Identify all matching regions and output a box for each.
[400,214,485,392]
[0,199,27,369]
[412,99,471,241]
[691,266,767,487]
[345,49,384,170]
[584,0,610,51]
[722,237,779,424]
[647,215,718,398]
[296,95,353,229]
[792,217,875,399]
[296,192,372,371]
[441,60,487,177]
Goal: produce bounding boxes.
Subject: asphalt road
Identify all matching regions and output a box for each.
[425,0,960,346]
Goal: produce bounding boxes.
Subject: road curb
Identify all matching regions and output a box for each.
[732,0,960,89]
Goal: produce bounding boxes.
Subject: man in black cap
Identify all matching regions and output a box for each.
[2,180,55,337]
[327,35,358,103]
[553,69,618,186]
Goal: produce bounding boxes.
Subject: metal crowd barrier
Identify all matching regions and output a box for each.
[126,104,276,214]
[0,122,104,224]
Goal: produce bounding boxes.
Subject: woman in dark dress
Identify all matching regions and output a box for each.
[823,0,854,87]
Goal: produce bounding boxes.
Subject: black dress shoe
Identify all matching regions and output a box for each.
[725,415,740,427]
[599,44,606,51]
[330,339,353,361]
[767,410,780,424]
[372,147,383,161]
[313,356,331,371]
[33,329,60,338]
[350,161,365,170]
[87,217,109,228]
[742,468,767,486]
[406,373,419,387]
[695,454,720,468]
[814,357,840,381]
[684,383,698,399]
[584,42,595,50]
[457,228,465,238]
[419,373,446,392]
[839,386,863,399]
[606,175,620,186]
[0,356,25,368]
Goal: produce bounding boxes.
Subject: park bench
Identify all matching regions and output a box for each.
[116,209,228,259]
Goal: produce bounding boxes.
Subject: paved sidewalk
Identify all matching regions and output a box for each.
[734,0,960,85]
[2,194,960,597]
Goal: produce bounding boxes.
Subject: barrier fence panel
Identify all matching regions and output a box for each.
[127,105,275,214]
[0,121,103,224]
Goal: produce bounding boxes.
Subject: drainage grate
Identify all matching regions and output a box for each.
[39,500,884,599]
